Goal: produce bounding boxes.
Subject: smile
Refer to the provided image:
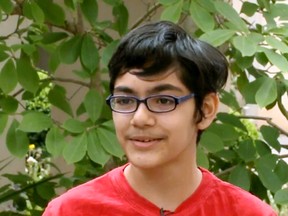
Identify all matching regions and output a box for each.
[129,136,163,148]
[132,138,161,142]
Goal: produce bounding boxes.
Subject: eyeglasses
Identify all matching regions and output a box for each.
[106,93,195,113]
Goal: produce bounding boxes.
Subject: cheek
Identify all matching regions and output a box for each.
[112,114,130,135]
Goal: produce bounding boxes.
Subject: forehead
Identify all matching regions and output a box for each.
[113,67,189,95]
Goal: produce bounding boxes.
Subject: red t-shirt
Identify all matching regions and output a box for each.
[43,165,277,216]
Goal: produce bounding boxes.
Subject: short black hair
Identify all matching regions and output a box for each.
[108,20,228,124]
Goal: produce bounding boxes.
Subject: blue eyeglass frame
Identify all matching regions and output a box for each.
[105,93,196,113]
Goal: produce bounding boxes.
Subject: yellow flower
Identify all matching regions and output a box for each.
[29,144,35,150]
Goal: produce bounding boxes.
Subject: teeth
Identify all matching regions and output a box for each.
[135,139,154,142]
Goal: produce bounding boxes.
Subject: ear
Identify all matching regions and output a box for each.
[197,93,219,130]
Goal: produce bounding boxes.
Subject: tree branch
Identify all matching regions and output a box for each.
[47,77,90,88]
[277,98,288,120]
[130,2,161,30]
[215,165,237,177]
[279,154,288,159]
[238,115,288,137]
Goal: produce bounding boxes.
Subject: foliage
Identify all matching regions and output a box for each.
[0,157,63,215]
[0,0,288,214]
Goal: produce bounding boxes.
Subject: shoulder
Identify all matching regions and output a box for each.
[42,166,125,216]
[200,168,277,216]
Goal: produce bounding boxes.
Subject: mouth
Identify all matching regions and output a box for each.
[129,136,163,148]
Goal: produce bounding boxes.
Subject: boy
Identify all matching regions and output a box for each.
[43,21,277,215]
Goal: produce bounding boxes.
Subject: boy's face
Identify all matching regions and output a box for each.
[112,67,217,170]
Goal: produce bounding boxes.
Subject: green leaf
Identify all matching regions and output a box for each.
[36,182,56,200]
[63,133,87,164]
[113,3,129,36]
[255,140,271,156]
[255,155,283,192]
[265,36,288,53]
[161,0,183,23]
[64,0,77,10]
[215,149,237,162]
[30,1,45,24]
[0,59,17,94]
[62,118,85,134]
[283,79,288,90]
[101,40,119,67]
[84,89,103,122]
[11,44,37,58]
[42,32,68,44]
[97,127,124,158]
[260,125,281,152]
[18,111,52,133]
[6,120,29,158]
[255,52,269,67]
[255,77,277,108]
[207,123,239,143]
[241,78,263,104]
[214,1,248,33]
[190,1,214,32]
[236,139,257,162]
[274,188,288,205]
[0,50,9,62]
[270,3,288,20]
[59,36,82,64]
[196,0,215,13]
[37,0,65,26]
[274,160,288,184]
[199,131,224,153]
[196,146,209,169]
[241,2,258,17]
[80,0,98,25]
[236,55,254,70]
[16,56,39,94]
[12,44,37,56]
[48,85,73,117]
[199,29,235,47]
[80,34,99,73]
[45,126,67,157]
[100,119,115,131]
[0,112,8,134]
[87,130,110,166]
[269,26,288,36]
[0,0,14,14]
[232,35,257,57]
[0,95,18,113]
[159,0,179,5]
[217,113,246,132]
[257,0,270,11]
[22,1,33,19]
[49,49,61,72]
[229,165,250,191]
[262,48,288,72]
[219,90,240,110]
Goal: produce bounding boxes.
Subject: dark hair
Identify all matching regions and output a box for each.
[108,20,228,128]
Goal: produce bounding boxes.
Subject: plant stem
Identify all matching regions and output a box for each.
[239,115,288,137]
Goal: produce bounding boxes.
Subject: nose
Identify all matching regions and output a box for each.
[130,103,156,128]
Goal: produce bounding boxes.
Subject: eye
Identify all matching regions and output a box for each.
[115,97,135,105]
[156,96,174,105]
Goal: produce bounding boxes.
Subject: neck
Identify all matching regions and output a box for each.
[124,157,202,211]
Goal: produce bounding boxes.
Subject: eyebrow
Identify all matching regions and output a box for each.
[113,84,184,95]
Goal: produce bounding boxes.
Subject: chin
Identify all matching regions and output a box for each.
[128,156,167,171]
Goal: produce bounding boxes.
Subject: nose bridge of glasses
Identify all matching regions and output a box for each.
[136,97,151,111]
